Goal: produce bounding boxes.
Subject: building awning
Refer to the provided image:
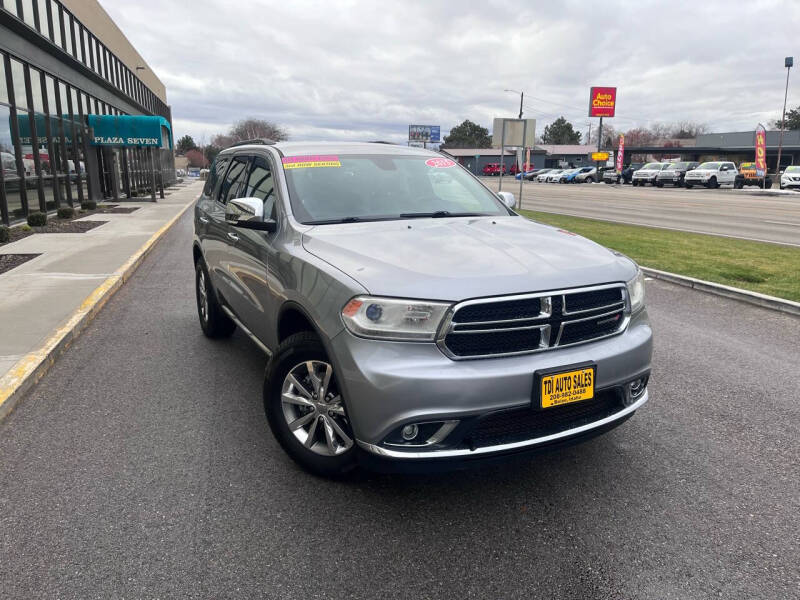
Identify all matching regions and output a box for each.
[88,115,172,149]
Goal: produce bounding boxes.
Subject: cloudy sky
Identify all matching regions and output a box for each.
[102,0,799,144]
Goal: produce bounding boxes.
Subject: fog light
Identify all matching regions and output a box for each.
[401,424,419,441]
[626,376,649,405]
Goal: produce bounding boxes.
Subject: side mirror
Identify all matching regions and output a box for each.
[780,170,785,174]
[497,191,517,210]
[226,197,277,232]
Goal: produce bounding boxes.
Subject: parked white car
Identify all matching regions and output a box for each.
[683,161,738,189]
[631,163,669,187]
[539,168,563,182]
[545,169,571,183]
[779,165,800,190]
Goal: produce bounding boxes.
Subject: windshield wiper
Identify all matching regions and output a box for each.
[398,211,490,219]
[304,216,366,225]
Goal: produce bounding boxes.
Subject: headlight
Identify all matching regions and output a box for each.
[342,296,451,341]
[626,269,646,313]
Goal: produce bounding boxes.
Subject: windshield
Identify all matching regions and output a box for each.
[641,163,661,170]
[697,162,721,170]
[282,154,510,224]
[669,162,691,169]
[785,166,800,173]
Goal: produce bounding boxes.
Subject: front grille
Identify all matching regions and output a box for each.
[442,285,626,358]
[462,389,623,448]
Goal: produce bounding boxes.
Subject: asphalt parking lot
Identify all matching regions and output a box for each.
[1,211,798,599]
[482,178,800,246]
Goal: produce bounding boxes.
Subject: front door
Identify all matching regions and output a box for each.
[220,154,278,345]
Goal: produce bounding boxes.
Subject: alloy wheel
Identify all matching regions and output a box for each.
[280,360,353,456]
[197,268,209,323]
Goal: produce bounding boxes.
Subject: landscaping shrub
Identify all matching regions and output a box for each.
[81,200,97,210]
[0,226,9,243]
[27,211,47,227]
[57,206,75,219]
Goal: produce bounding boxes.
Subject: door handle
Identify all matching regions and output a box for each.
[227,232,239,242]
[199,216,209,224]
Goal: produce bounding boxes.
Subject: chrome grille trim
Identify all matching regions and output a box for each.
[437,283,629,360]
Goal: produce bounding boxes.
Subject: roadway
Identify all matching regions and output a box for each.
[1,211,798,598]
[482,178,800,246]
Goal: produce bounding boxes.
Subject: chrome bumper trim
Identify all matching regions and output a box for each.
[356,389,648,459]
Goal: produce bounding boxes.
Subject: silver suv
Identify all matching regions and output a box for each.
[193,141,653,476]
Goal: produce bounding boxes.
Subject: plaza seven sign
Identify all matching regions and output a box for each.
[755,125,766,177]
[589,87,617,118]
[616,134,625,173]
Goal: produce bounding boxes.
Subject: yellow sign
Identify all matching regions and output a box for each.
[591,152,610,161]
[540,367,595,408]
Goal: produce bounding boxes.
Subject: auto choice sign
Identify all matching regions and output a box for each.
[589,87,617,118]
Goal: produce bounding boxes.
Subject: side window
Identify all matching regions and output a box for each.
[243,156,276,219]
[203,155,229,198]
[218,156,249,204]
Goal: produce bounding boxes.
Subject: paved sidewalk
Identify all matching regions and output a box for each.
[0,180,203,414]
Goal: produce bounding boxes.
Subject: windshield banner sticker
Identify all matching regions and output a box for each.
[282,155,341,169]
[425,157,455,168]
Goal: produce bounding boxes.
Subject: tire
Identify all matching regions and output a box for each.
[656,181,664,188]
[264,332,357,477]
[685,183,693,189]
[706,176,718,189]
[586,177,594,183]
[734,180,743,189]
[195,260,236,338]
[632,180,638,187]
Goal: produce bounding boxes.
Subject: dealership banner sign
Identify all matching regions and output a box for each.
[408,125,440,143]
[588,87,617,118]
[755,124,767,177]
[616,134,625,172]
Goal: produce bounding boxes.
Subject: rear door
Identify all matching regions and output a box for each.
[221,154,279,344]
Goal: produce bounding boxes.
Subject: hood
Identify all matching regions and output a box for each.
[635,169,660,175]
[687,169,715,176]
[302,216,637,301]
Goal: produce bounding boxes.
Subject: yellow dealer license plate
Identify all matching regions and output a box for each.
[539,366,595,409]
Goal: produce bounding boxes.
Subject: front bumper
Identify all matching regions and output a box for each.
[329,309,652,461]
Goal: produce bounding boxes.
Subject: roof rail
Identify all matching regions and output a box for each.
[230,138,276,147]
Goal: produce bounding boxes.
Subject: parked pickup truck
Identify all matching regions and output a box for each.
[683,161,738,188]
[734,162,772,189]
[193,142,653,476]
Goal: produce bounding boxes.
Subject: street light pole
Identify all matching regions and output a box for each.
[504,89,524,119]
[776,56,793,175]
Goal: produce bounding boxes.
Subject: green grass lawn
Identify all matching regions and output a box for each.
[519,210,800,302]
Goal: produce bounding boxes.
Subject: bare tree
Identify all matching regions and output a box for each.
[672,120,708,139]
[210,118,289,150]
[229,118,288,143]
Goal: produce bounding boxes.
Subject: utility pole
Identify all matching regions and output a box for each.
[776,56,793,175]
[504,89,524,119]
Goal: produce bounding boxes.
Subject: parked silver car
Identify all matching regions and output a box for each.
[193,141,653,476]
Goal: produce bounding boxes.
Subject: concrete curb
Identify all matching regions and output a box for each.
[0,199,195,423]
[642,267,800,317]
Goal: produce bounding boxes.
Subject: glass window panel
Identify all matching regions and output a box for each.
[4,0,18,17]
[0,104,25,218]
[65,14,74,55]
[10,59,29,109]
[29,66,44,113]
[0,57,8,105]
[59,81,69,117]
[82,28,90,65]
[50,1,61,47]
[44,75,55,114]
[21,0,36,29]
[37,0,50,37]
